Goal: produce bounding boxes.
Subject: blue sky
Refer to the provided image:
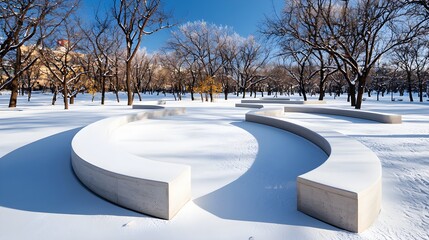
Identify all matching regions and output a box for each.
[81,0,284,53]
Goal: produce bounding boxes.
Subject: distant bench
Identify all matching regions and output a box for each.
[235,103,264,109]
[237,104,402,124]
[71,107,191,220]
[132,104,165,109]
[241,99,327,104]
[283,105,402,124]
[245,108,382,232]
[260,97,291,100]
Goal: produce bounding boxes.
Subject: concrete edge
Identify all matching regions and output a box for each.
[283,106,402,124]
[245,107,382,232]
[71,107,191,220]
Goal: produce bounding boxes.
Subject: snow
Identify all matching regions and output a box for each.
[0,91,428,240]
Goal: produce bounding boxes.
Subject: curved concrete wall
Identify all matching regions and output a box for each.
[235,103,264,109]
[71,108,191,220]
[241,99,327,104]
[284,106,402,124]
[132,105,165,110]
[246,108,382,232]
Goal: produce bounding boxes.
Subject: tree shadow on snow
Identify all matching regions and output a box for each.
[0,128,142,217]
[194,121,340,231]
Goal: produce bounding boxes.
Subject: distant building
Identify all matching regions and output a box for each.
[57,39,69,47]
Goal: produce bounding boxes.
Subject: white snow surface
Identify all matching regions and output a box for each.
[0,92,428,240]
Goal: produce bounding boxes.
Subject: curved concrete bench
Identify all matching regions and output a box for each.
[235,103,264,109]
[260,97,291,100]
[245,108,382,232]
[71,107,191,220]
[241,99,326,104]
[132,104,165,110]
[283,105,402,124]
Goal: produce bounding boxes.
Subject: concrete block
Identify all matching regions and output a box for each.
[245,108,382,232]
[71,107,190,220]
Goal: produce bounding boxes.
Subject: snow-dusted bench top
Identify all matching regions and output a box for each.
[241,99,327,104]
[283,105,402,124]
[235,103,264,109]
[132,104,165,109]
[260,97,291,100]
[71,107,191,220]
[245,108,382,232]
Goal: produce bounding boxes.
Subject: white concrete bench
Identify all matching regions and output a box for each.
[132,104,165,110]
[71,107,191,220]
[245,108,382,232]
[260,97,291,100]
[241,99,326,104]
[235,103,264,109]
[283,105,402,124]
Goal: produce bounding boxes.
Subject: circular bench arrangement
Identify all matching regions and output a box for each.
[237,103,402,124]
[71,107,191,220]
[245,108,383,232]
[71,103,392,232]
[283,105,402,124]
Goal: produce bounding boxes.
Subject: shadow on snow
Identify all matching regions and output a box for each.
[0,128,142,217]
[194,121,338,231]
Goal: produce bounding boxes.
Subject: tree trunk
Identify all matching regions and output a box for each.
[356,83,365,109]
[302,89,307,101]
[63,79,69,110]
[8,77,19,108]
[134,87,142,101]
[8,46,22,108]
[172,91,177,101]
[20,83,25,96]
[209,87,214,102]
[348,83,356,107]
[318,83,325,101]
[406,71,414,102]
[300,82,307,101]
[27,87,32,102]
[355,74,370,109]
[101,76,106,105]
[417,71,423,102]
[52,89,57,105]
[126,60,133,105]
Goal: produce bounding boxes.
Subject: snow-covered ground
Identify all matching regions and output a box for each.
[0,91,428,240]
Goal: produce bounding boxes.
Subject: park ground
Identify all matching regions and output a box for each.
[0,91,428,240]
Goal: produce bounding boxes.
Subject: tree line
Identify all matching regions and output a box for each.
[1,0,429,109]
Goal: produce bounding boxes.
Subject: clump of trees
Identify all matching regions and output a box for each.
[263,0,429,108]
[166,20,270,102]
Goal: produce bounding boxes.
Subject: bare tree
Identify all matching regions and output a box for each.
[39,19,87,110]
[218,32,240,100]
[279,41,318,101]
[168,21,231,102]
[0,0,77,108]
[82,13,121,105]
[160,51,187,100]
[232,35,270,98]
[19,50,43,101]
[392,38,429,102]
[113,0,171,105]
